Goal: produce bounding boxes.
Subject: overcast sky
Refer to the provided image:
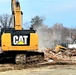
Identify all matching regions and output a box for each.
[0,0,76,28]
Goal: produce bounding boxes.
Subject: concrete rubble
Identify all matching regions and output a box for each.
[43,48,76,64]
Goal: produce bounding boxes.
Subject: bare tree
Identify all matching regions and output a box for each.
[30,16,44,29]
[0,14,12,28]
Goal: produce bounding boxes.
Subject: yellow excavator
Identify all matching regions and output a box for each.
[0,0,44,64]
[53,43,67,53]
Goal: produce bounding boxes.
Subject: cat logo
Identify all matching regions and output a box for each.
[13,35,28,45]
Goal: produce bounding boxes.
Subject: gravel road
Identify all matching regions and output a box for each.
[0,64,76,75]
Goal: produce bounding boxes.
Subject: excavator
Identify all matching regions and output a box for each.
[53,40,76,53]
[53,44,67,53]
[0,0,44,64]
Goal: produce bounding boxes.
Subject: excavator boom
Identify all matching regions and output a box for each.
[11,0,22,30]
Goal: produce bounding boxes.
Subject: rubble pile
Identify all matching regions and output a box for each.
[43,48,76,63]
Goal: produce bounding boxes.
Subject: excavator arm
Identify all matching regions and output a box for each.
[11,0,22,30]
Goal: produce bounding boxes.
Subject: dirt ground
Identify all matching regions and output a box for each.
[0,64,76,75]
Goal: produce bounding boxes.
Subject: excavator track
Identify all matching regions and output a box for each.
[0,51,44,65]
[15,54,26,64]
[15,51,44,65]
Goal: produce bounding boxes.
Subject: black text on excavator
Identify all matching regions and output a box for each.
[0,0,44,64]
